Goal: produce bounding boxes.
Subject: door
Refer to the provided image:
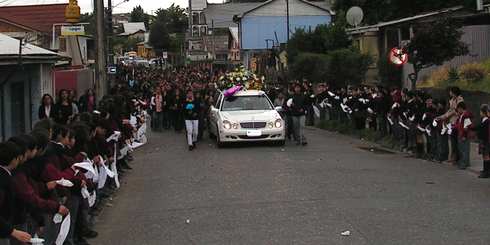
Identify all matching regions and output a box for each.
[209,94,222,135]
[10,82,25,136]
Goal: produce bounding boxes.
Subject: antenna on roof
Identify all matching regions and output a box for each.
[346,6,363,28]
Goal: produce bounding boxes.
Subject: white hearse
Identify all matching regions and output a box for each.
[209,90,285,147]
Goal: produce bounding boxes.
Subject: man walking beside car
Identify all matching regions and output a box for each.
[290,83,308,146]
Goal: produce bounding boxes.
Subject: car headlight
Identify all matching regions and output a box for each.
[223,120,232,130]
[267,122,274,128]
[223,121,239,130]
[274,119,283,128]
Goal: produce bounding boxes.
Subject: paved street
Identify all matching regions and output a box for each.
[93,128,490,245]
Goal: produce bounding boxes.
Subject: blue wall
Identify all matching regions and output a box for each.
[241,15,331,50]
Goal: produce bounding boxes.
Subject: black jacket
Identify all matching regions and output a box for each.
[290,93,307,117]
[0,168,14,238]
[184,99,201,120]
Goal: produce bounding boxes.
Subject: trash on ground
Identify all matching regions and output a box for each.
[185,219,190,224]
[341,230,351,236]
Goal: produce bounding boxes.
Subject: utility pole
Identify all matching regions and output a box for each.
[107,0,113,65]
[95,0,107,100]
[211,19,215,74]
[286,0,290,43]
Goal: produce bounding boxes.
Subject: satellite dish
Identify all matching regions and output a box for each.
[346,6,364,27]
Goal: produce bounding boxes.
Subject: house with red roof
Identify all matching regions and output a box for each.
[0,3,68,49]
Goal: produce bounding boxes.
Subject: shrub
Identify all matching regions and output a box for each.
[378,57,402,87]
[448,67,460,83]
[288,52,330,82]
[325,48,372,87]
[459,63,487,82]
[425,66,450,86]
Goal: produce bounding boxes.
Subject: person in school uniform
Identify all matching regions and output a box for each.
[455,102,473,170]
[476,104,490,178]
[184,90,200,151]
[0,142,32,245]
[435,100,449,162]
[11,132,67,241]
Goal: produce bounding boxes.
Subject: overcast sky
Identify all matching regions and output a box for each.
[1,0,224,14]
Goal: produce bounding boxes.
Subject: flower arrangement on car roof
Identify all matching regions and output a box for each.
[218,66,266,95]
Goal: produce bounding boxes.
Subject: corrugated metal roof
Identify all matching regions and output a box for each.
[120,22,147,35]
[204,0,333,28]
[0,4,68,33]
[238,0,334,18]
[203,2,261,28]
[0,32,57,56]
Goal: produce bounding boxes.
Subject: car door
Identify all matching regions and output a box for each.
[209,93,223,135]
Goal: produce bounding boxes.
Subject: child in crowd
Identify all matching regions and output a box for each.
[455,102,473,170]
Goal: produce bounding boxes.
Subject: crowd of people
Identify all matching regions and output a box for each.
[307,84,490,177]
[4,62,489,244]
[1,81,148,244]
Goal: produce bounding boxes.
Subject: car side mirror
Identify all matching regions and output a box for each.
[275,106,283,112]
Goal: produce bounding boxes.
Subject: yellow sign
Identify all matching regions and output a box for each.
[65,0,81,23]
[61,25,85,36]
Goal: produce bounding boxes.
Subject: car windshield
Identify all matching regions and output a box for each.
[222,95,272,111]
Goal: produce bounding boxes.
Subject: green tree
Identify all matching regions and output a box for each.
[130,5,150,28]
[406,18,469,90]
[164,4,188,33]
[287,17,350,63]
[326,48,372,87]
[149,21,171,56]
[80,13,95,36]
[289,53,330,82]
[149,5,188,56]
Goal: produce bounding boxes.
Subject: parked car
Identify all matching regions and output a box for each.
[208,90,285,147]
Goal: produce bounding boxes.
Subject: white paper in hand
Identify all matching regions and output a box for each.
[56,178,74,187]
[30,237,45,244]
[55,213,71,245]
[81,186,90,199]
[98,165,107,189]
[88,191,96,207]
[313,105,320,118]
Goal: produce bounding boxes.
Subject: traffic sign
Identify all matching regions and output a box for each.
[389,47,409,66]
[61,25,85,36]
[107,66,117,74]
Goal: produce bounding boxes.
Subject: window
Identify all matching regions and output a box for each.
[222,95,272,111]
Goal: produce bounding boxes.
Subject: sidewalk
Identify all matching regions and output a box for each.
[469,142,483,174]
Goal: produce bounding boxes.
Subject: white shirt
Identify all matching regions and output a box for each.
[45,105,51,117]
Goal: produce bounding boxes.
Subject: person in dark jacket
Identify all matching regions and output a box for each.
[38,94,55,120]
[184,90,200,151]
[78,89,97,113]
[289,83,308,146]
[477,104,490,178]
[53,89,74,125]
[0,142,31,244]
